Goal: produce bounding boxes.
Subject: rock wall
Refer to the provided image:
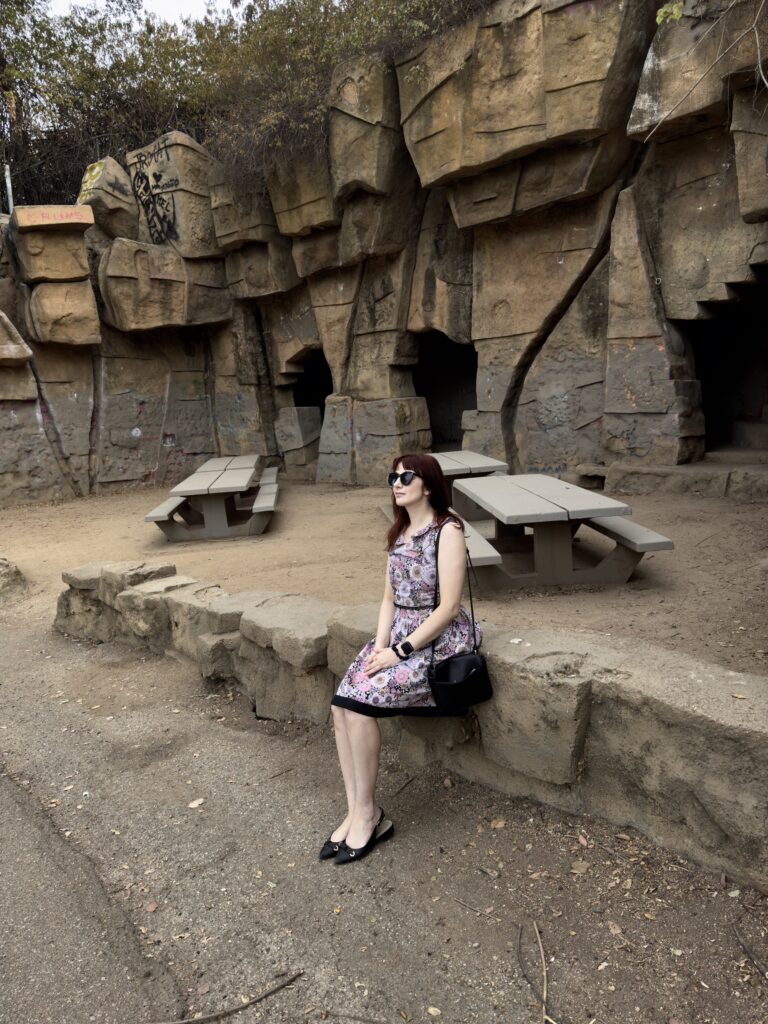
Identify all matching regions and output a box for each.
[2,0,768,504]
[54,559,768,891]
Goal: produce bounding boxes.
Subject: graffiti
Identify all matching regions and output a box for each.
[77,159,105,203]
[132,139,171,171]
[151,176,179,193]
[133,170,177,244]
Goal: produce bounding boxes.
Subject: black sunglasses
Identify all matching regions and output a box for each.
[388,470,421,487]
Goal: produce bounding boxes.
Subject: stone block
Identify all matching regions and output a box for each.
[354,249,416,337]
[353,397,432,485]
[99,239,231,330]
[353,395,430,436]
[0,365,37,401]
[239,594,338,669]
[233,638,280,710]
[515,134,633,214]
[207,590,282,635]
[447,162,522,230]
[327,603,378,678]
[472,186,617,343]
[460,409,507,462]
[10,213,91,284]
[476,632,592,785]
[98,561,178,609]
[292,230,342,278]
[197,631,241,680]
[266,157,339,236]
[225,238,299,299]
[0,311,32,365]
[274,405,322,454]
[308,265,363,391]
[54,587,121,643]
[26,280,100,345]
[329,57,401,199]
[408,189,472,343]
[397,3,546,186]
[209,170,277,251]
[77,157,139,239]
[338,169,423,265]
[731,88,768,223]
[542,0,656,142]
[346,331,418,400]
[164,582,228,659]
[260,286,322,381]
[127,131,222,258]
[114,574,199,652]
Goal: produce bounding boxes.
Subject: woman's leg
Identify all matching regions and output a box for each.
[344,710,383,850]
[330,705,356,842]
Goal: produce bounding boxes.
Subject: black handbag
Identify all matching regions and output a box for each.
[427,522,493,714]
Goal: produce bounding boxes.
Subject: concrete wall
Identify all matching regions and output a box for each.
[55,559,768,892]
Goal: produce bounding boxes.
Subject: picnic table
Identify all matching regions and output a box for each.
[431,450,508,521]
[453,473,673,586]
[146,455,279,542]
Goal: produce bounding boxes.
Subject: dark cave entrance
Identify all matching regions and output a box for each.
[292,348,334,425]
[682,286,768,453]
[412,331,478,450]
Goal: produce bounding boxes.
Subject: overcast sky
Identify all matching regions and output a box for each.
[48,0,232,22]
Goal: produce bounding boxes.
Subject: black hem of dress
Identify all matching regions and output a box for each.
[330,695,469,718]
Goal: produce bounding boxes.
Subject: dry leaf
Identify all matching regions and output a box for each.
[644,912,657,920]
[145,901,158,913]
[571,860,590,875]
[188,798,205,809]
[578,834,589,847]
[671,948,683,957]
[608,921,622,936]
[197,983,210,996]
[731,694,747,700]
[490,818,506,830]
[427,1009,442,1018]
[597,961,609,971]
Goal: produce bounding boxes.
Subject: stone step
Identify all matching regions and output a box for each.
[732,422,768,449]
[705,446,768,466]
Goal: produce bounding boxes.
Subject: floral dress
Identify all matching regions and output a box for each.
[331,519,482,717]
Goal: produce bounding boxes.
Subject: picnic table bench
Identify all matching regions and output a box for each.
[453,473,673,586]
[146,456,279,542]
[379,504,502,568]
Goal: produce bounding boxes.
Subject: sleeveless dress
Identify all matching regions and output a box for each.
[331,519,482,717]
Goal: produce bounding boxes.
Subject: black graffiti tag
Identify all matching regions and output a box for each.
[133,170,177,244]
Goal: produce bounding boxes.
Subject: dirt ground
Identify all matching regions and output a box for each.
[1,482,768,1024]
[2,481,768,675]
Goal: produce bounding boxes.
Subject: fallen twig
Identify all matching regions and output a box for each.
[148,970,303,1024]
[452,895,496,920]
[325,1012,388,1024]
[516,922,544,1005]
[391,775,414,797]
[732,922,768,979]
[268,766,294,780]
[533,921,561,1024]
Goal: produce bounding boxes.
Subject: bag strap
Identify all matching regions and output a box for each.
[430,519,479,668]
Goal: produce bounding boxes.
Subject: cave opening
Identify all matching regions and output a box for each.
[412,331,478,450]
[292,347,333,424]
[682,285,768,454]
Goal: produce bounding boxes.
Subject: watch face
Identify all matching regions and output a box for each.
[401,641,414,656]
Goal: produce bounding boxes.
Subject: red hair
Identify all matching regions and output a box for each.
[385,453,458,550]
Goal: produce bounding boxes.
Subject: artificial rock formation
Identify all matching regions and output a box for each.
[1,0,768,505]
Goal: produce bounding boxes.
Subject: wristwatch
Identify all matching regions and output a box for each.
[399,640,414,657]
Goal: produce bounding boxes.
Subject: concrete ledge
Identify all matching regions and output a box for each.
[54,560,768,891]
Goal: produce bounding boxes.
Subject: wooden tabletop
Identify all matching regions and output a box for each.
[453,473,631,525]
[171,455,260,497]
[432,451,508,477]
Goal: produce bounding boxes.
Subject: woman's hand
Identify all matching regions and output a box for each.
[363,645,399,676]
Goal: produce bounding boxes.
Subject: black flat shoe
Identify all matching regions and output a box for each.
[318,837,342,861]
[333,812,394,865]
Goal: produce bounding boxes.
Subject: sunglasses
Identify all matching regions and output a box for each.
[388,470,422,487]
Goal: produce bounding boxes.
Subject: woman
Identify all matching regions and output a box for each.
[322,453,481,865]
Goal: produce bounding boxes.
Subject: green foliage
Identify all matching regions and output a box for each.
[657,2,684,25]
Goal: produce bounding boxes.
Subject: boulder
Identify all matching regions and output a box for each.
[0,310,32,365]
[127,131,222,258]
[731,88,768,223]
[266,156,339,236]
[54,587,121,643]
[99,239,231,331]
[0,556,26,602]
[77,157,139,239]
[225,238,299,299]
[209,170,277,251]
[329,57,402,199]
[197,631,241,681]
[25,280,100,345]
[408,189,473,343]
[9,204,93,284]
